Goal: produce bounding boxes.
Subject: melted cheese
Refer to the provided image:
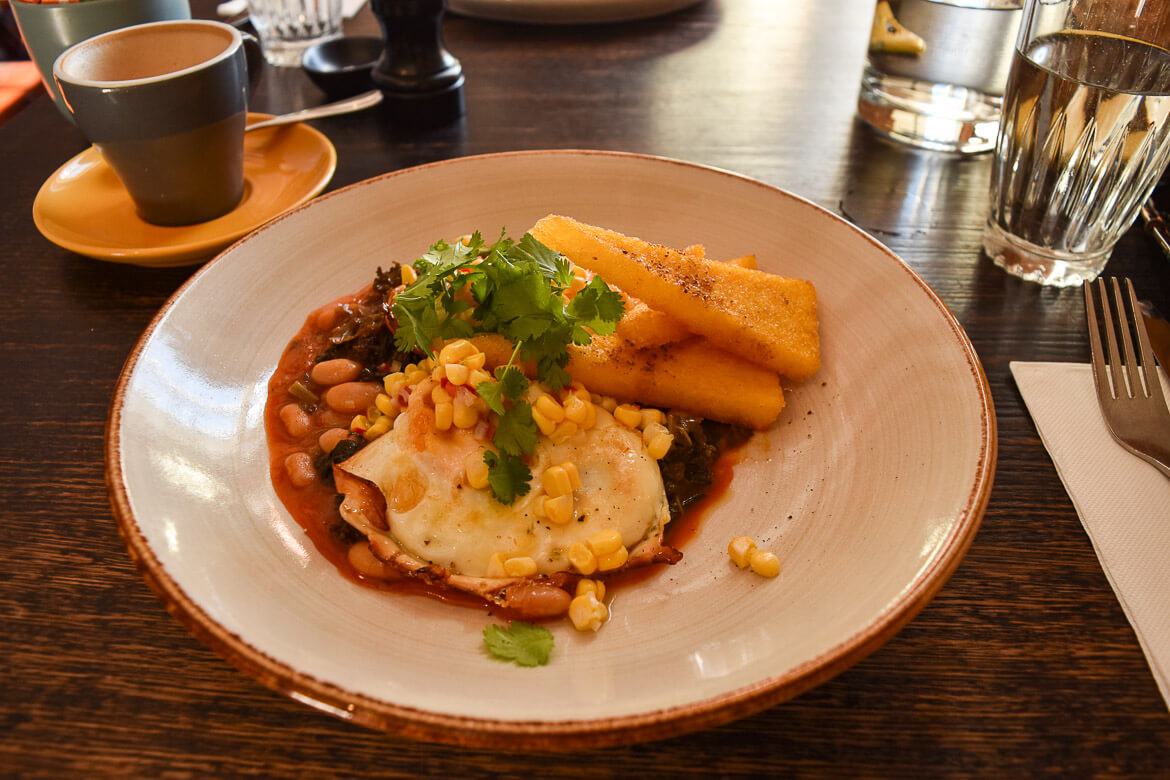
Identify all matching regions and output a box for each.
[338,396,669,578]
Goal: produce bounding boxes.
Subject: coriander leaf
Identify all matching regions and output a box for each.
[512,233,572,288]
[495,365,530,402]
[483,621,553,667]
[536,358,572,393]
[566,276,626,336]
[476,379,506,416]
[493,401,536,457]
[483,450,532,504]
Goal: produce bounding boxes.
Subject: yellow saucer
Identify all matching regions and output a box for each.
[32,114,337,267]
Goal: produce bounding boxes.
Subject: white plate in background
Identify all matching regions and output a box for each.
[448,0,704,24]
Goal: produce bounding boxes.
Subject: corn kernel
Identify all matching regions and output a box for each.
[647,432,674,460]
[401,264,418,284]
[575,578,606,601]
[431,384,452,404]
[599,396,618,413]
[640,408,666,429]
[375,393,397,416]
[445,362,470,386]
[534,393,566,423]
[614,403,642,428]
[468,368,492,388]
[405,368,428,386]
[568,592,608,632]
[349,414,370,432]
[438,339,476,365]
[749,549,781,578]
[562,461,582,491]
[452,400,477,429]
[581,399,597,429]
[587,529,623,557]
[465,451,490,489]
[542,465,573,497]
[596,545,629,572]
[568,542,597,575]
[550,420,578,443]
[431,364,444,381]
[728,536,757,568]
[433,401,453,431]
[532,408,557,436]
[543,494,574,525]
[463,351,487,371]
[504,556,538,577]
[363,416,391,441]
[563,395,591,425]
[383,372,406,396]
[486,552,507,578]
[642,421,668,445]
[420,357,435,372]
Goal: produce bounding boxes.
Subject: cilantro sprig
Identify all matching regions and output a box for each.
[483,621,554,667]
[390,230,625,504]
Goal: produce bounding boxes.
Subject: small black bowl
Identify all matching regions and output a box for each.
[301,36,383,98]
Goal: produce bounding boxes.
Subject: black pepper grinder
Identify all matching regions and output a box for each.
[370,0,465,126]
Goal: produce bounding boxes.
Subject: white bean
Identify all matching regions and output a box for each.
[284,452,316,487]
[310,358,361,386]
[317,427,350,454]
[324,382,380,414]
[279,403,311,438]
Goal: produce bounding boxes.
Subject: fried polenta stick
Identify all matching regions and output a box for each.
[615,254,758,349]
[463,333,785,429]
[532,215,819,381]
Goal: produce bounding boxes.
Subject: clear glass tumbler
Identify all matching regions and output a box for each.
[858,0,1025,154]
[983,0,1170,286]
[248,0,342,67]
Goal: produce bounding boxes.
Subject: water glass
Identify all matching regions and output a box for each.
[983,0,1170,286]
[248,0,342,67]
[858,0,1024,154]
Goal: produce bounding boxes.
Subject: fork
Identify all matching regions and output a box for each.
[1084,277,1170,479]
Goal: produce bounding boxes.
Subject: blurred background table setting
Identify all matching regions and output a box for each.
[1,0,1169,775]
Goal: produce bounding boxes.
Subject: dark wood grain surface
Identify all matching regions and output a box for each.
[3,0,1169,775]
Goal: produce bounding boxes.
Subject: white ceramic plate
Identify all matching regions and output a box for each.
[107,150,995,749]
[447,0,703,24]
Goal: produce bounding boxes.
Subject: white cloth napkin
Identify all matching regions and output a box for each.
[1011,361,1170,711]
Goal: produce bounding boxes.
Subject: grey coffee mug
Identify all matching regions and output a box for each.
[10,0,192,124]
[53,20,264,227]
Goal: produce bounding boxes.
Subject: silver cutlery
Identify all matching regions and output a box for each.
[245,89,383,133]
[1085,277,1170,479]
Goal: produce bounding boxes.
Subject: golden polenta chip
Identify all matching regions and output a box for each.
[531,215,819,381]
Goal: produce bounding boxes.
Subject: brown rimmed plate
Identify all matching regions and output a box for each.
[105,149,995,749]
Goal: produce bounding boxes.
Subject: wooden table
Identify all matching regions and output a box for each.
[3,0,1168,774]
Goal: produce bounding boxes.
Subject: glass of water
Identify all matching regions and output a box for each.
[248,0,343,67]
[983,0,1170,286]
[858,0,1025,154]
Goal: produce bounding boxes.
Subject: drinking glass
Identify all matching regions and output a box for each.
[858,0,1025,154]
[983,0,1170,286]
[248,0,342,67]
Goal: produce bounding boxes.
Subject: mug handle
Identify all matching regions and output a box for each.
[240,31,264,101]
